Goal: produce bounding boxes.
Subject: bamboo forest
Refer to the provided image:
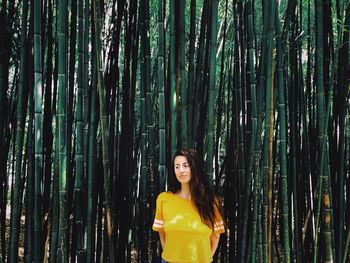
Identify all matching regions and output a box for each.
[1,0,350,262]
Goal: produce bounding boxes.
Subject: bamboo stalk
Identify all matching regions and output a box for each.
[206,0,219,183]
[74,0,85,260]
[34,0,44,261]
[275,0,291,261]
[170,0,177,157]
[8,0,28,261]
[158,0,166,191]
[92,0,115,260]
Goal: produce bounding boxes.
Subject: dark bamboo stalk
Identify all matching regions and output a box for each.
[34,0,44,261]
[8,0,28,261]
[169,0,177,156]
[86,26,98,262]
[187,0,196,147]
[206,0,219,183]
[74,0,85,260]
[92,0,115,260]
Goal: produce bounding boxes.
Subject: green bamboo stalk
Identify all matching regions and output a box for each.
[74,0,85,260]
[342,106,350,263]
[86,34,97,263]
[86,56,98,263]
[50,133,59,263]
[158,0,166,191]
[25,73,34,263]
[266,68,274,263]
[137,1,145,258]
[326,2,348,262]
[252,1,276,256]
[144,0,152,152]
[237,15,249,263]
[0,8,7,234]
[193,0,209,143]
[42,0,54,228]
[344,225,350,263]
[170,0,177,156]
[214,0,228,184]
[304,1,316,256]
[0,41,5,152]
[49,25,59,263]
[313,0,333,261]
[0,1,9,164]
[179,0,187,148]
[24,6,35,262]
[97,188,105,263]
[116,1,138,260]
[281,0,298,48]
[239,0,264,259]
[262,1,276,257]
[206,0,218,183]
[187,0,196,147]
[257,195,263,261]
[343,103,350,263]
[8,0,28,261]
[337,101,346,263]
[139,0,152,260]
[92,0,115,260]
[233,1,246,255]
[68,0,78,221]
[337,5,350,263]
[251,159,262,263]
[275,1,291,261]
[289,13,302,262]
[127,0,140,257]
[83,0,90,179]
[34,0,44,261]
[57,0,68,260]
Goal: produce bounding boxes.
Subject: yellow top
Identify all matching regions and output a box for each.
[152,191,225,263]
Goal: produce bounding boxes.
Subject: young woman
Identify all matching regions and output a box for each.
[153,149,225,263]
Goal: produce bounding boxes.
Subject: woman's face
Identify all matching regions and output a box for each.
[174,155,192,185]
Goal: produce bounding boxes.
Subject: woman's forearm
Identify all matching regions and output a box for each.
[210,233,220,255]
[159,230,166,249]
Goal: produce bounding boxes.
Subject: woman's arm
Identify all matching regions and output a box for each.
[159,230,166,249]
[210,233,220,256]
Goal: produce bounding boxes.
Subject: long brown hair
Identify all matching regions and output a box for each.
[169,149,223,230]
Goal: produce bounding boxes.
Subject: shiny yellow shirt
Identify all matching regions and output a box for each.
[152,192,224,263]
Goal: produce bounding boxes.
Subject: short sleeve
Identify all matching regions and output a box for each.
[213,198,225,234]
[152,193,164,232]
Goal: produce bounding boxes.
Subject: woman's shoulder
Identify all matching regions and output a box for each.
[157,191,174,200]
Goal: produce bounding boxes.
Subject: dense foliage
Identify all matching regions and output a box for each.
[0,0,349,262]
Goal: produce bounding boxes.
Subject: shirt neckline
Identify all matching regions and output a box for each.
[172,192,192,202]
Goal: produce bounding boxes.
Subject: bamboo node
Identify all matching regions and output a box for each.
[323,194,330,208]
[325,213,331,224]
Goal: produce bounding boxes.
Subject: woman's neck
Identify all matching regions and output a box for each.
[179,184,191,199]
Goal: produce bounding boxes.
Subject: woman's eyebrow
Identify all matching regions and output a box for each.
[175,162,189,165]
